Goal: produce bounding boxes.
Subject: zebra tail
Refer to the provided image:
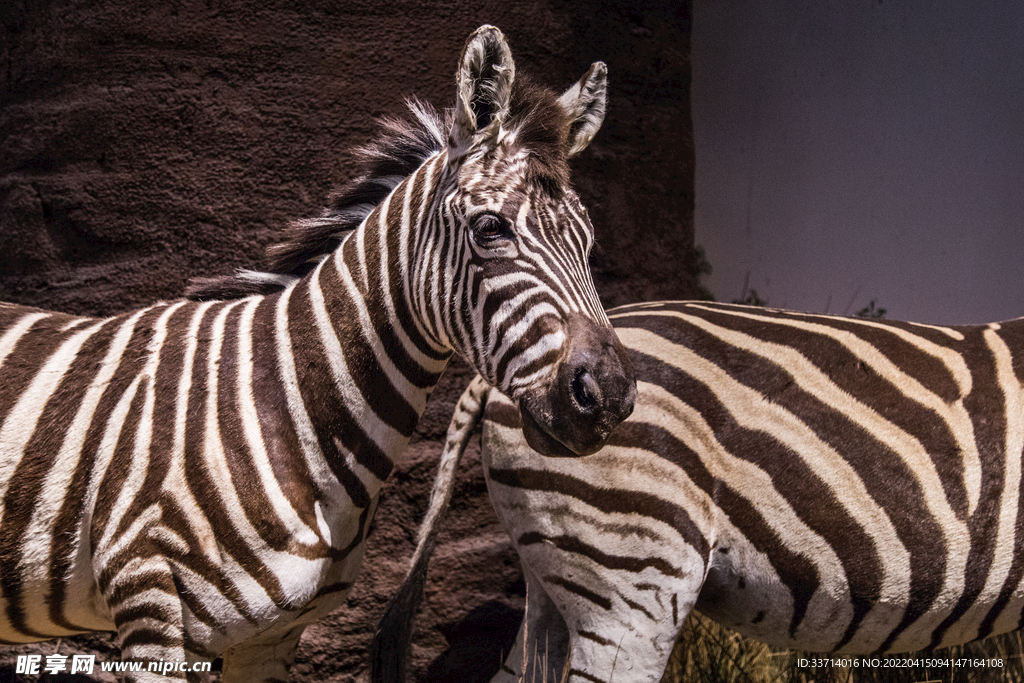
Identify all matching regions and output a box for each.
[370,374,491,683]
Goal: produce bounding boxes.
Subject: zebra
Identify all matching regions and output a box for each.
[377,299,1024,682]
[0,25,637,682]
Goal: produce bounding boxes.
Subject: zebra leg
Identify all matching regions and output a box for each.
[219,624,305,683]
[495,564,570,683]
[498,564,697,683]
[109,557,196,683]
[556,603,689,683]
[219,566,360,683]
[540,561,704,683]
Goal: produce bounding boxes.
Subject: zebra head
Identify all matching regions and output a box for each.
[426,26,637,456]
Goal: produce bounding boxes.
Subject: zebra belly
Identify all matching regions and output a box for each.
[692,525,1024,654]
[175,491,378,657]
[694,532,859,653]
[0,530,115,643]
[0,603,113,644]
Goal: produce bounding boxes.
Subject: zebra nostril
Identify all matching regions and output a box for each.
[571,367,601,413]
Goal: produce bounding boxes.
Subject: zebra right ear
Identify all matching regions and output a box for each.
[448,25,516,163]
[558,61,607,157]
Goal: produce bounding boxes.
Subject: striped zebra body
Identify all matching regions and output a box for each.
[0,296,378,659]
[0,26,635,682]
[380,300,1024,683]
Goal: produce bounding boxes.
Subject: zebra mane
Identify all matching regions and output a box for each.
[185,98,448,301]
[186,77,572,301]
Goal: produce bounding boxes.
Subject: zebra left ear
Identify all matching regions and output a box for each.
[449,25,516,163]
[558,61,607,157]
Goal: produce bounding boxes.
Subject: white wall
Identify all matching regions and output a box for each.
[693,0,1024,325]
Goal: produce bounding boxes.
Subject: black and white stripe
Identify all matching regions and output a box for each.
[383,300,1024,683]
[0,26,635,682]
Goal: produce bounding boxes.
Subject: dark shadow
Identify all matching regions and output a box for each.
[425,601,524,683]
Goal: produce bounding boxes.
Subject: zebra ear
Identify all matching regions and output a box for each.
[558,61,607,157]
[449,25,516,162]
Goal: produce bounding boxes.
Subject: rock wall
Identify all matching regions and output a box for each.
[0,1,694,680]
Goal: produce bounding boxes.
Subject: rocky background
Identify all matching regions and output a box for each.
[0,1,695,680]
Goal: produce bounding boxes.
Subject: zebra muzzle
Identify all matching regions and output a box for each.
[518,316,636,457]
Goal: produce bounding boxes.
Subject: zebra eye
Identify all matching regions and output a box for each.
[471,213,512,246]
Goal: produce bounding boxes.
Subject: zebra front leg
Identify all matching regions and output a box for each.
[557,598,692,683]
[108,557,198,683]
[220,557,362,683]
[537,561,705,683]
[496,565,571,683]
[219,624,305,683]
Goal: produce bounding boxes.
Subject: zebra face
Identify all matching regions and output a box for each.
[435,26,637,456]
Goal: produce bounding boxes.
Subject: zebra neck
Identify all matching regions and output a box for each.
[355,152,453,351]
[272,232,451,494]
